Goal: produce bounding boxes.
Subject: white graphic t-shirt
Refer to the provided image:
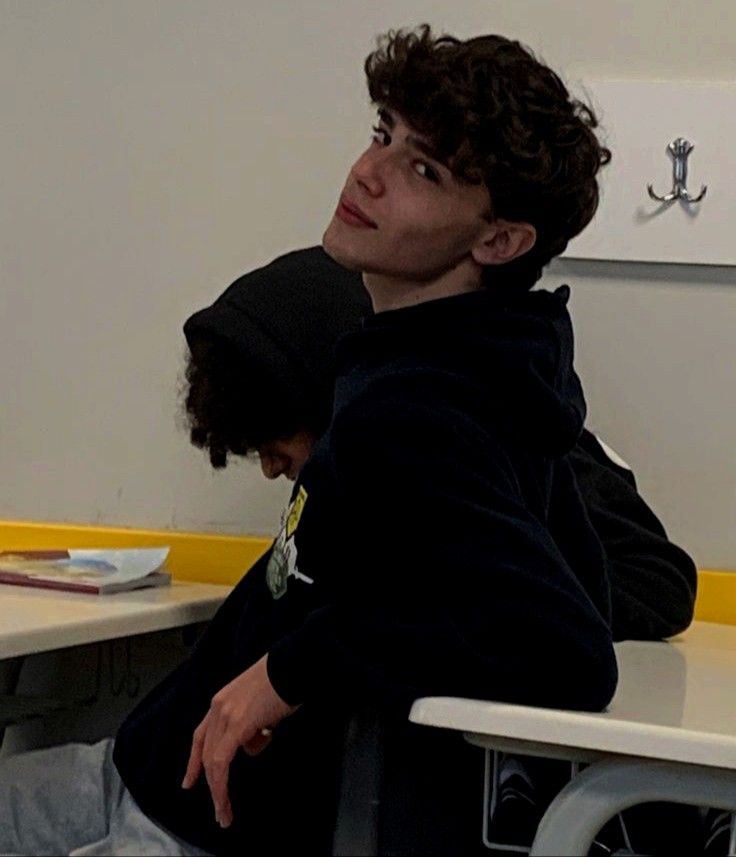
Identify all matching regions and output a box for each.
[265,485,314,599]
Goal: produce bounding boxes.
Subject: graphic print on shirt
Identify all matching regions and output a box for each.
[266,485,313,599]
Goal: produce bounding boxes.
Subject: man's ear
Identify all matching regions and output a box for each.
[472,219,537,266]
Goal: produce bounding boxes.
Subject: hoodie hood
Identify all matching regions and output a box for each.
[183,246,371,408]
[335,285,585,457]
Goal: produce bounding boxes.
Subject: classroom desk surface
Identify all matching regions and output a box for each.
[410,621,736,855]
[412,621,736,769]
[0,580,232,660]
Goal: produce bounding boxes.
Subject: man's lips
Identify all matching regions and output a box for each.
[336,197,377,229]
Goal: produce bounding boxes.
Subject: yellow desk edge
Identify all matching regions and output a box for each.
[0,520,732,624]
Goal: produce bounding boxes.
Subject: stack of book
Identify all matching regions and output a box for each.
[0,548,171,594]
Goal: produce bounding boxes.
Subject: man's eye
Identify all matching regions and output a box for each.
[414,161,439,182]
[371,126,390,146]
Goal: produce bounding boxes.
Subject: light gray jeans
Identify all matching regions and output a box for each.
[0,739,210,856]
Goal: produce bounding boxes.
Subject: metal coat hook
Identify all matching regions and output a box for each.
[647,138,707,203]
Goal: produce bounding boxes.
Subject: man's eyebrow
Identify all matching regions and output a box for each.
[376,107,448,168]
[407,135,447,166]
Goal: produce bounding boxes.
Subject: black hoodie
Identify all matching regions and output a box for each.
[265,285,616,711]
[115,285,617,854]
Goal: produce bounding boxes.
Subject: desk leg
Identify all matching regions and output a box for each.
[530,757,736,856]
[0,657,25,749]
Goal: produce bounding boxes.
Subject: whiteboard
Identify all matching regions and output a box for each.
[563,80,736,266]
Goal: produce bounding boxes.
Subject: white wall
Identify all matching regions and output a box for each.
[550,259,736,568]
[1,1,735,566]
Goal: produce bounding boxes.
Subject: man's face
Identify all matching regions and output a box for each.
[257,430,316,481]
[323,108,493,282]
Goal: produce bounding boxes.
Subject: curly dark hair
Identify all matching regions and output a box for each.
[183,336,329,469]
[364,25,610,290]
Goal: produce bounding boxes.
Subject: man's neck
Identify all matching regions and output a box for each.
[364,264,484,313]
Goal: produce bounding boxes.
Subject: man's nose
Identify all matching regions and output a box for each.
[351,148,388,197]
[260,454,287,480]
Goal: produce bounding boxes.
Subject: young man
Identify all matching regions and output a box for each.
[0,29,698,857]
[164,27,668,853]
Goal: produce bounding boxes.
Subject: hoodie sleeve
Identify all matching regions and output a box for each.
[570,430,697,641]
[267,401,617,714]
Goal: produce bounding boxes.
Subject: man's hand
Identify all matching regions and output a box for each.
[181,654,297,829]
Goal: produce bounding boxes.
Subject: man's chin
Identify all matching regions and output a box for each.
[322,225,365,273]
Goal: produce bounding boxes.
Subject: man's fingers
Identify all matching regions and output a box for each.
[219,796,234,829]
[204,757,234,828]
[181,721,206,789]
[203,737,239,828]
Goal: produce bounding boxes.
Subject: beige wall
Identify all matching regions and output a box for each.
[1,1,734,566]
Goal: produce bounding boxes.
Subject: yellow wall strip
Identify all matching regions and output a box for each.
[0,520,272,586]
[2,521,735,622]
[694,570,736,626]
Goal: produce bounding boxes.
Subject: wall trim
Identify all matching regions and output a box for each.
[1,521,734,622]
[0,519,271,586]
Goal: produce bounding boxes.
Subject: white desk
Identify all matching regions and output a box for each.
[0,581,232,734]
[410,621,736,855]
[0,580,232,660]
